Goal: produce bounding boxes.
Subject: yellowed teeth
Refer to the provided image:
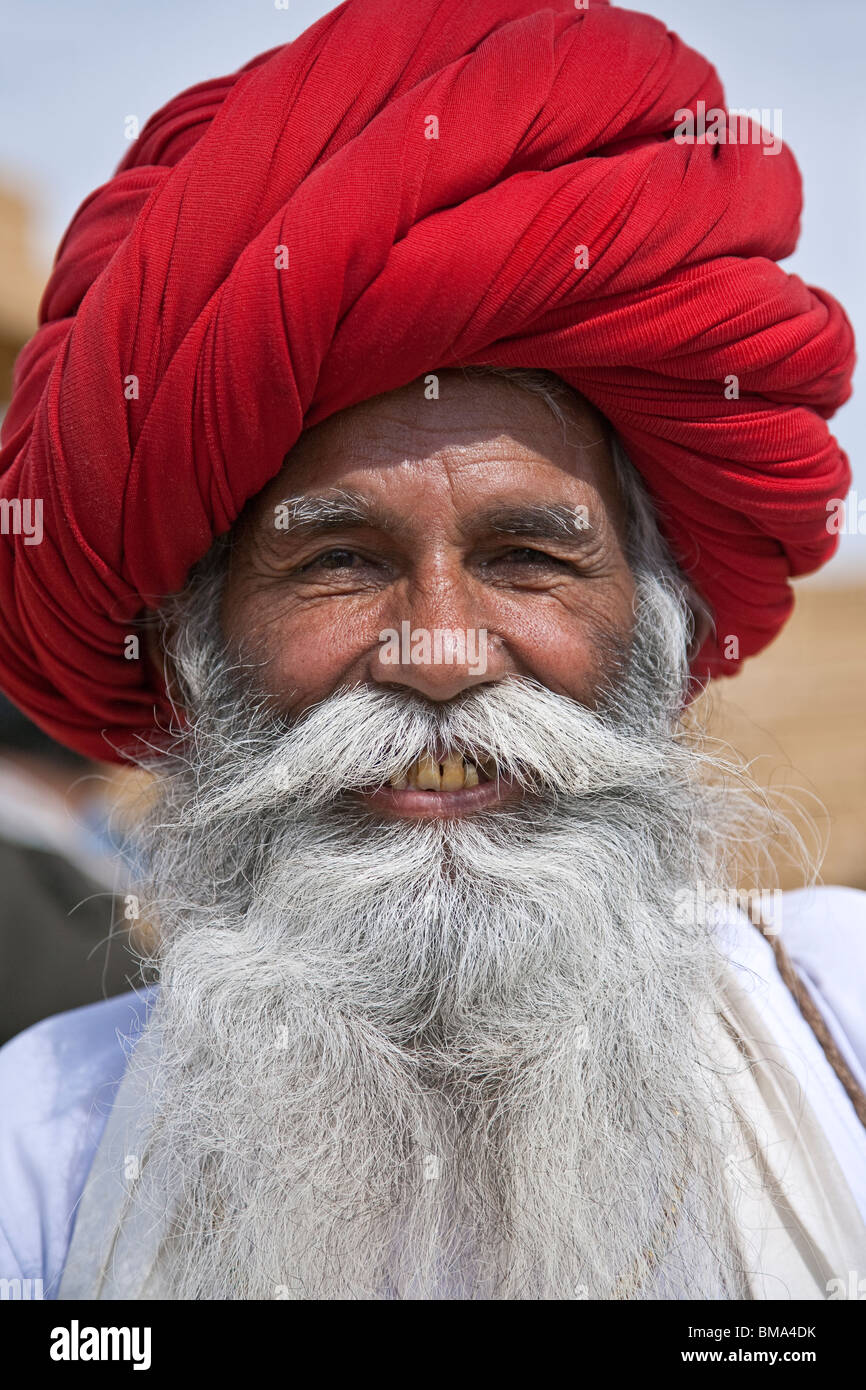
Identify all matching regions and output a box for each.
[389,755,494,791]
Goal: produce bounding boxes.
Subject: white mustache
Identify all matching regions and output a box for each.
[189,676,685,823]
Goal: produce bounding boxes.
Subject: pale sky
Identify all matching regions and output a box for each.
[1,0,862,573]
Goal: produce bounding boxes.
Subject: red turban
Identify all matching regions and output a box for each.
[0,0,854,761]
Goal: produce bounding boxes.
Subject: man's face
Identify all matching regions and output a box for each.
[220,372,637,817]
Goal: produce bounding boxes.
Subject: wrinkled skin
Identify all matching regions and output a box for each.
[221,372,638,721]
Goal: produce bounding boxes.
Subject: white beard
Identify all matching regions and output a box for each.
[129,568,756,1299]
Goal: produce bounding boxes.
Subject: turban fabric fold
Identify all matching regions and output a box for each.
[0,0,854,761]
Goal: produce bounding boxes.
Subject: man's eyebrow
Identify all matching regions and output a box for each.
[267,489,391,535]
[468,503,595,542]
[263,493,596,543]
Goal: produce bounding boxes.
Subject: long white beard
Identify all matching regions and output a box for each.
[130,569,755,1299]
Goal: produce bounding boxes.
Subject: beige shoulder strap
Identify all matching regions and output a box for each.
[750,912,866,1130]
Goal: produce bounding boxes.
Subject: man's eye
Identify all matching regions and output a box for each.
[302,549,365,571]
[506,547,549,563]
[498,547,567,567]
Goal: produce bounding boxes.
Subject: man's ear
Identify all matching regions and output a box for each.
[685,591,714,665]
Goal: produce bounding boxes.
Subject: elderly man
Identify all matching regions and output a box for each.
[0,0,864,1301]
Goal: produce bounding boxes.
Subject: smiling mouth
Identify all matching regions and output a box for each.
[388,753,496,792]
[359,754,520,819]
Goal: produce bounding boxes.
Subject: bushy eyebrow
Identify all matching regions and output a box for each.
[268,489,391,535]
[265,492,595,545]
[468,503,595,544]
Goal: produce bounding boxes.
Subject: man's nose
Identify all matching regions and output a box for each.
[369,577,506,701]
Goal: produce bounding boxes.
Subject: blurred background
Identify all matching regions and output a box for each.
[0,0,862,1038]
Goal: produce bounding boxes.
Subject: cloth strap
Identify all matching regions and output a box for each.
[751,913,866,1131]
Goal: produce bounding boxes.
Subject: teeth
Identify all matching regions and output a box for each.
[416,755,441,791]
[440,754,465,791]
[389,755,495,792]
